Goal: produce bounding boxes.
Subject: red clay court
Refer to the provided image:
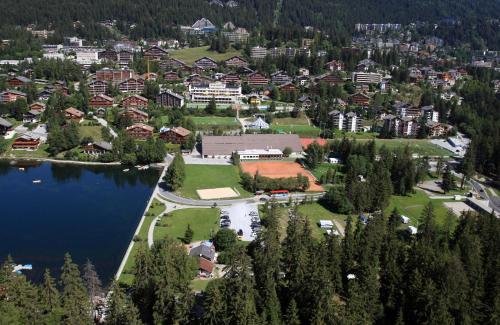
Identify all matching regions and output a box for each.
[240,161,324,192]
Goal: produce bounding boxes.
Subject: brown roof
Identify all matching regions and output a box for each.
[65,107,84,118]
[199,257,214,273]
[202,134,302,156]
[92,94,114,102]
[171,126,191,137]
[127,123,154,132]
[126,108,148,117]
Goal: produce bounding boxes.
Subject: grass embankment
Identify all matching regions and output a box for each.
[154,208,220,243]
[271,116,319,138]
[179,165,253,199]
[386,189,453,227]
[169,46,242,65]
[79,125,103,142]
[356,139,451,156]
[119,198,165,286]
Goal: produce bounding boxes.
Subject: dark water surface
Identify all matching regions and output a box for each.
[0,160,159,285]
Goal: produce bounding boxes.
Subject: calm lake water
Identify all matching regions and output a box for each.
[0,160,160,285]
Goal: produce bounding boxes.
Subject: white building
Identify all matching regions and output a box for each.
[250,46,267,59]
[352,72,383,84]
[75,50,101,66]
[237,149,283,160]
[189,82,242,104]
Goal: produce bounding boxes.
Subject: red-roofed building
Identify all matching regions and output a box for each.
[64,107,84,121]
[126,123,154,139]
[198,258,214,277]
[121,94,148,109]
[159,126,192,144]
[247,72,269,87]
[124,108,149,123]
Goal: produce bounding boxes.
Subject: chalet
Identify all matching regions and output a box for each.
[7,76,31,88]
[194,57,218,70]
[271,71,292,85]
[22,110,42,123]
[225,56,249,68]
[98,49,118,61]
[188,74,213,84]
[141,72,157,81]
[37,89,54,101]
[298,95,313,109]
[88,80,108,96]
[163,71,181,82]
[190,65,204,75]
[29,102,46,112]
[247,72,269,87]
[159,126,191,144]
[316,73,344,85]
[124,108,149,123]
[143,45,168,61]
[64,107,84,121]
[89,94,114,108]
[126,123,154,140]
[0,117,13,135]
[221,73,241,84]
[0,90,27,103]
[325,60,344,71]
[426,121,451,137]
[349,93,370,106]
[82,141,113,156]
[197,258,215,278]
[119,78,145,94]
[279,82,298,94]
[156,90,184,108]
[96,68,135,83]
[12,133,42,150]
[117,50,134,66]
[121,94,148,109]
[160,58,187,70]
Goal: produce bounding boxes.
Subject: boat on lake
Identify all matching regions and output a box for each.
[123,169,130,172]
[32,179,42,184]
[18,167,25,171]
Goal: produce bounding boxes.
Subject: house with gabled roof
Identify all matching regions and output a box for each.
[143,45,168,61]
[126,123,154,139]
[89,94,114,108]
[194,56,218,70]
[121,94,148,109]
[225,56,249,68]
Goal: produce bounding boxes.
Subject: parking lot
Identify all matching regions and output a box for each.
[220,203,260,241]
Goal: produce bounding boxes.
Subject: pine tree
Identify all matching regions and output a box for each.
[183,224,194,244]
[284,299,301,325]
[107,281,142,325]
[202,280,227,325]
[82,259,102,305]
[40,268,62,321]
[132,243,155,322]
[60,253,92,324]
[442,165,456,193]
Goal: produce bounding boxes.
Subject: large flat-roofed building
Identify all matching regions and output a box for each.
[352,72,383,84]
[202,134,302,158]
[189,82,241,104]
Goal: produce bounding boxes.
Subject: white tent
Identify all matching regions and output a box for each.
[319,220,334,229]
[400,215,410,224]
[248,117,269,129]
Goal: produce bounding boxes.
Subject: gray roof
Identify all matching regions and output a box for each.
[94,141,113,151]
[202,134,302,156]
[189,243,215,260]
[0,117,13,128]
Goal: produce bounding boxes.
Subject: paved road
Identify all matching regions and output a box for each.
[93,116,118,138]
[470,179,500,213]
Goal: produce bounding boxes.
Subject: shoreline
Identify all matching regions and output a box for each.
[1,156,165,168]
[114,164,168,281]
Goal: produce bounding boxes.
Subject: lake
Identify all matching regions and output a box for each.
[0,160,160,285]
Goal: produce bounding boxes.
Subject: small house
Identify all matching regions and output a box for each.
[124,108,149,123]
[64,107,84,122]
[159,126,191,144]
[0,117,13,135]
[22,110,42,123]
[82,141,113,156]
[319,220,334,229]
[12,133,42,150]
[89,94,114,108]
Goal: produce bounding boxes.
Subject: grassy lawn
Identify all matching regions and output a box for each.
[191,279,211,292]
[297,203,347,239]
[386,189,453,227]
[6,143,50,159]
[154,208,220,242]
[119,198,165,285]
[355,139,452,156]
[332,130,379,139]
[272,116,310,125]
[191,116,240,127]
[271,124,320,138]
[310,163,344,181]
[179,164,253,199]
[169,46,242,65]
[79,125,103,142]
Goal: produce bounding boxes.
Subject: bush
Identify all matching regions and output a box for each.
[213,228,238,251]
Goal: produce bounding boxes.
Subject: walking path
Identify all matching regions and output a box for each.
[93,116,118,138]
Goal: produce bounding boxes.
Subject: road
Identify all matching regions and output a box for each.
[93,116,118,138]
[470,179,500,213]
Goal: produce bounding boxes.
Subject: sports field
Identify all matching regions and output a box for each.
[154,208,220,242]
[271,117,319,138]
[241,161,324,192]
[191,116,240,128]
[169,46,242,65]
[179,165,253,199]
[356,139,451,156]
